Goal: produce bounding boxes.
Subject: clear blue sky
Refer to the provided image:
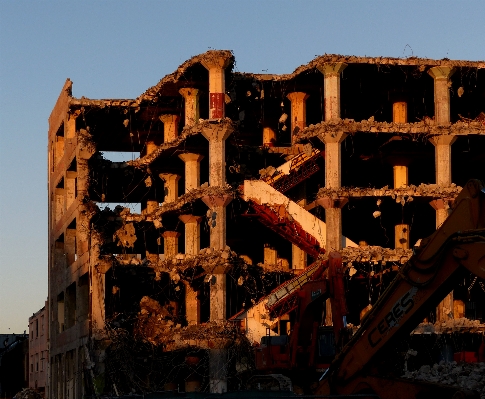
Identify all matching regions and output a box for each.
[1,1,484,333]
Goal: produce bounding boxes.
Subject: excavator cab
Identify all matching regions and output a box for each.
[254,252,349,375]
[316,326,337,370]
[255,327,338,374]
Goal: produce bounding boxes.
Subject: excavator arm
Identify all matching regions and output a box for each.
[316,180,485,399]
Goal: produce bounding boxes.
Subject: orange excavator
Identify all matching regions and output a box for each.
[254,180,485,399]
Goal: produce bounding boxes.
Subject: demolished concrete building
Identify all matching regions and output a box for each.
[47,50,485,398]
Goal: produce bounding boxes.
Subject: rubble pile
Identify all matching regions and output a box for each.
[342,246,412,265]
[156,184,236,215]
[134,296,181,346]
[13,389,43,399]
[317,183,461,202]
[128,119,236,168]
[69,97,140,109]
[119,184,237,223]
[106,315,253,394]
[140,50,234,101]
[259,165,279,179]
[238,54,485,84]
[413,318,485,334]
[295,118,485,142]
[256,261,292,273]
[180,321,241,344]
[402,362,485,398]
[152,246,239,276]
[133,294,248,349]
[154,247,292,286]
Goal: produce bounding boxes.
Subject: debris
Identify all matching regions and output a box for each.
[317,183,462,202]
[295,119,485,143]
[402,362,485,398]
[341,246,412,264]
[259,165,277,178]
[412,318,485,334]
[128,119,236,168]
[13,389,43,399]
[113,223,137,248]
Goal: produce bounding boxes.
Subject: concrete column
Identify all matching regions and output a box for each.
[201,196,233,250]
[201,125,233,186]
[428,134,456,322]
[184,281,200,325]
[201,125,233,250]
[286,92,309,142]
[91,269,106,337]
[145,142,157,156]
[319,131,347,251]
[162,231,180,259]
[263,244,277,264]
[208,272,227,392]
[263,126,276,147]
[393,166,408,188]
[395,224,410,250]
[436,291,454,322]
[66,171,76,209]
[428,67,455,124]
[76,158,89,197]
[159,114,180,143]
[324,207,343,252]
[55,135,64,166]
[428,135,456,226]
[66,113,76,139]
[178,151,202,347]
[145,200,158,214]
[393,101,408,124]
[179,215,202,256]
[144,138,159,213]
[209,348,227,393]
[317,63,347,121]
[200,54,232,395]
[292,197,307,270]
[179,88,200,126]
[324,132,347,188]
[55,188,64,224]
[65,228,76,266]
[201,55,232,119]
[209,273,226,322]
[178,153,204,191]
[159,173,180,203]
[292,247,306,270]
